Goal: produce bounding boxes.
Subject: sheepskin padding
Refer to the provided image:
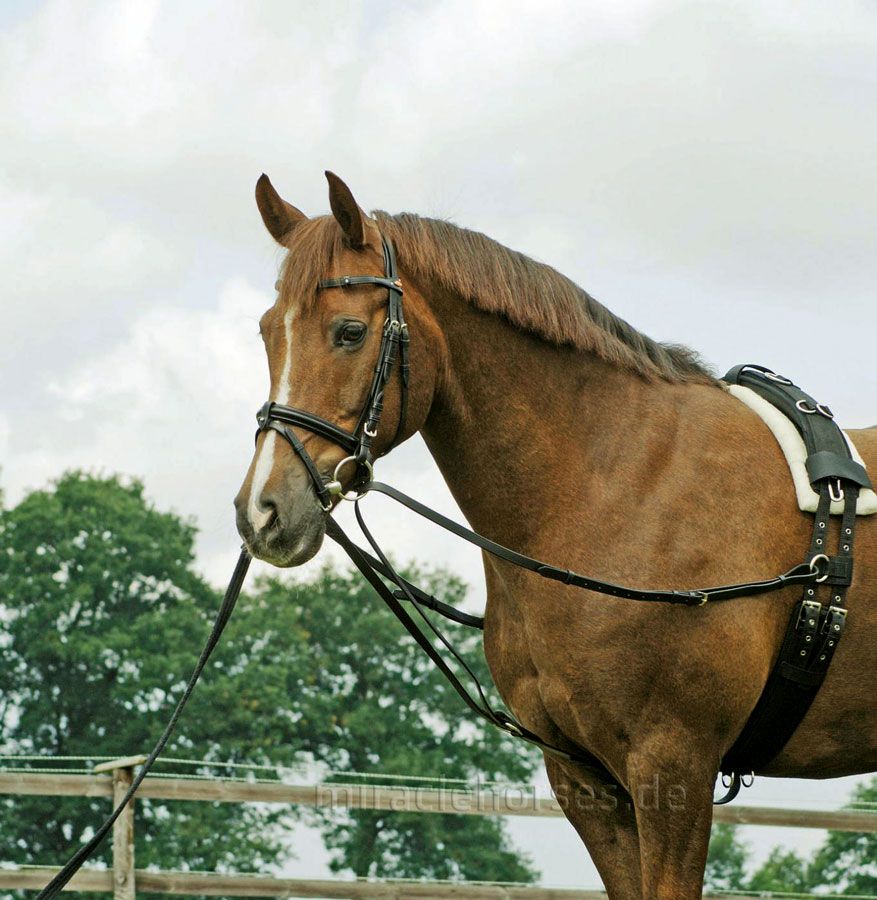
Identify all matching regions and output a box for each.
[728,385,877,515]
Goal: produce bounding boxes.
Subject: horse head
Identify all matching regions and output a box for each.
[234,172,439,566]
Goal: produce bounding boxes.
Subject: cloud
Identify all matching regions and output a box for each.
[3,0,875,568]
[3,278,264,563]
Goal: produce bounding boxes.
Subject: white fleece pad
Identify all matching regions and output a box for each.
[728,385,877,515]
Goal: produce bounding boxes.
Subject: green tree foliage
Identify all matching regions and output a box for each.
[0,472,538,891]
[704,778,877,895]
[703,824,748,891]
[807,779,877,895]
[747,846,810,894]
[0,472,282,893]
[246,568,537,881]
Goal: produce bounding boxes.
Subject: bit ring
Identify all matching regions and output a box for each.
[325,455,374,502]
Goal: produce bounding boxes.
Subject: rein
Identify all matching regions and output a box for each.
[35,550,252,900]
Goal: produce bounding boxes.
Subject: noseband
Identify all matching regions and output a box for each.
[255,236,409,510]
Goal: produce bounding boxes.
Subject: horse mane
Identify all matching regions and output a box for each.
[282,212,717,384]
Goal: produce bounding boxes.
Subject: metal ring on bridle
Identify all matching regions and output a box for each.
[809,553,830,583]
[325,455,374,502]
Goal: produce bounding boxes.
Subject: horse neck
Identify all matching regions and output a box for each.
[418,284,680,552]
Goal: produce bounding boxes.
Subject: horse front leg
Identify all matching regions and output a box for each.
[545,757,643,899]
[627,741,716,899]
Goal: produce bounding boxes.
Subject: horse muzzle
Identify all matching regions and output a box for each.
[233,480,327,567]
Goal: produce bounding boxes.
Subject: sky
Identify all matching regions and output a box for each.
[1,0,875,890]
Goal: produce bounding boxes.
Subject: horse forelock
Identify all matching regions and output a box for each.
[279,211,716,385]
[277,216,347,315]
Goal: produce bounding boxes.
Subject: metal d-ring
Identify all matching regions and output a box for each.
[796,399,817,415]
[829,479,845,503]
[741,772,755,788]
[809,553,830,583]
[325,455,374,502]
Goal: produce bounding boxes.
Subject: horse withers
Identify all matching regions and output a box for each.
[234,172,876,899]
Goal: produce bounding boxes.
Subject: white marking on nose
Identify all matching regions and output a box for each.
[248,308,295,532]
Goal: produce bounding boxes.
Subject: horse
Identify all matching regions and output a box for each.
[234,171,876,899]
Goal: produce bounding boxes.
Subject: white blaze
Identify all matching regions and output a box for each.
[248,308,294,531]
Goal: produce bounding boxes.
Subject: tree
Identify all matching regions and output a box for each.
[703,824,748,891]
[0,472,281,897]
[0,471,538,891]
[747,846,810,894]
[247,566,538,881]
[808,779,877,895]
[703,778,877,895]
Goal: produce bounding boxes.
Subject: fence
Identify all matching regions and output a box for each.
[1,757,875,898]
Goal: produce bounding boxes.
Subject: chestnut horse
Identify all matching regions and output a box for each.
[234,172,876,899]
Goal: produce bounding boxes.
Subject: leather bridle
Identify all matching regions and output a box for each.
[254,236,409,511]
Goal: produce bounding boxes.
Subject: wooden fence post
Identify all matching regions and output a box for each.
[94,755,146,900]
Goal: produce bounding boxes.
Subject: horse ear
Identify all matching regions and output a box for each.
[255,174,307,245]
[325,171,375,248]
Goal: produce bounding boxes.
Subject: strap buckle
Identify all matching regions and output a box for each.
[255,401,273,430]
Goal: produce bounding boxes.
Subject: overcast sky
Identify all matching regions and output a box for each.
[2,0,875,889]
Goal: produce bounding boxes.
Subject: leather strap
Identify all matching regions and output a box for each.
[805,451,872,489]
[36,549,252,899]
[325,522,484,629]
[325,515,602,769]
[720,364,861,780]
[360,481,824,606]
[257,402,359,454]
[318,275,402,292]
[257,236,410,503]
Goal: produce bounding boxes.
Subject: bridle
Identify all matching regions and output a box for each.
[255,236,409,511]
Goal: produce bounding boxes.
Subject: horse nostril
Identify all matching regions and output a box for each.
[258,495,280,533]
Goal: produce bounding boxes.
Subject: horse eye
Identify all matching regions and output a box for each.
[337,322,367,346]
